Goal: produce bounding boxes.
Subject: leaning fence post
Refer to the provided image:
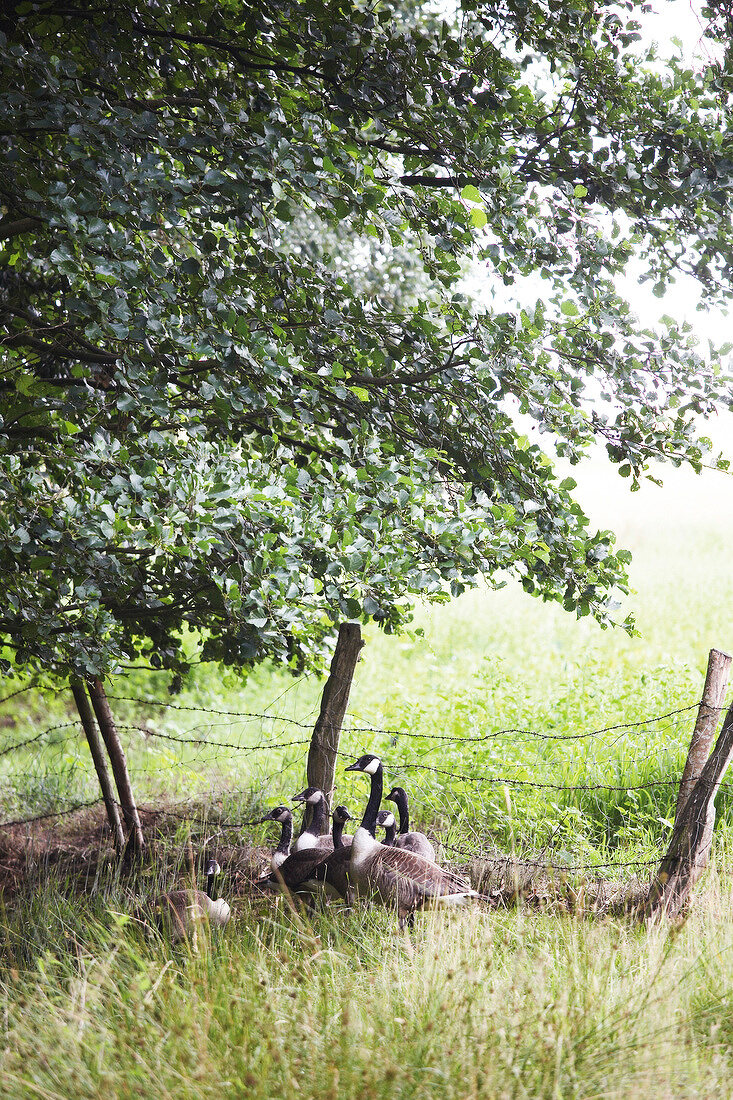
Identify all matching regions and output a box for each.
[675,648,731,825]
[307,622,363,811]
[88,678,145,855]
[644,700,733,920]
[70,676,126,853]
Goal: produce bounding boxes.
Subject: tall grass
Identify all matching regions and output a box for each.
[3,863,733,1099]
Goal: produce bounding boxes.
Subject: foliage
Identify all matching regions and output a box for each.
[1,472,733,1097]
[1,0,731,680]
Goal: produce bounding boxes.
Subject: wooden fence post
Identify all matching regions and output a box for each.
[675,648,731,824]
[307,623,363,811]
[88,678,145,854]
[70,677,126,852]
[644,701,733,920]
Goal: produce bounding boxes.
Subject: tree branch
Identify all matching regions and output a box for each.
[0,216,42,241]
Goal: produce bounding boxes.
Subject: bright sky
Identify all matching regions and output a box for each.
[569,3,732,535]
[625,1,729,351]
[467,0,732,446]
[610,1,732,465]
[464,1,733,524]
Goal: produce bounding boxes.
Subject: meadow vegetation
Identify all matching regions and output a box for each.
[2,456,733,1096]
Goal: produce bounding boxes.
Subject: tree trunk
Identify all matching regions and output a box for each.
[70,677,126,852]
[88,678,145,854]
[644,702,733,920]
[675,648,731,824]
[307,623,363,811]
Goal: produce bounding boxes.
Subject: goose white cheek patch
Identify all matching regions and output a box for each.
[363,758,380,775]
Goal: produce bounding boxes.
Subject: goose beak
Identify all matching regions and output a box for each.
[292,790,307,802]
[344,761,360,772]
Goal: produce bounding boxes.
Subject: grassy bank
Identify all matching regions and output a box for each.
[3,865,733,1099]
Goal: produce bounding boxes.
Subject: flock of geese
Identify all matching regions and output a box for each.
[152,753,485,939]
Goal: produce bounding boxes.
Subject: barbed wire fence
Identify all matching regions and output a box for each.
[0,693,729,878]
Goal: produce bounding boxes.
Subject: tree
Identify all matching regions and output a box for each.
[1,0,731,688]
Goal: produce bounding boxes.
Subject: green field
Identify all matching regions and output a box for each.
[2,453,733,1097]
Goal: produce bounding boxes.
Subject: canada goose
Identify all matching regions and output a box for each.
[376,809,397,846]
[386,786,437,861]
[253,805,293,871]
[312,805,355,902]
[292,787,333,852]
[345,754,481,926]
[259,803,357,904]
[154,858,231,943]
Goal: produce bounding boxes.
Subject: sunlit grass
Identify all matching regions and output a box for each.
[3,863,733,1099]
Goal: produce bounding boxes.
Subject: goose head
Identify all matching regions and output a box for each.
[386,786,407,805]
[344,753,382,776]
[292,786,326,805]
[333,805,353,825]
[204,858,222,900]
[254,805,293,826]
[376,809,396,845]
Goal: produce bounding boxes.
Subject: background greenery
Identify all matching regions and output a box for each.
[2,447,732,858]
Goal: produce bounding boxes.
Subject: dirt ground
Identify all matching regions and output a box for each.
[0,804,651,916]
[0,804,269,901]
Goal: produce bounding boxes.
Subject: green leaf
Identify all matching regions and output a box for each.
[461,184,482,203]
[0,0,724,686]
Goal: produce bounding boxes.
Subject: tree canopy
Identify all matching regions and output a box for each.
[1,0,731,683]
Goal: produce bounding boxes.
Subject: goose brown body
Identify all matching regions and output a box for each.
[260,806,352,896]
[154,860,231,942]
[346,755,479,925]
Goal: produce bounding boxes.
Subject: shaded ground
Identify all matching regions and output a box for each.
[0,804,268,902]
[0,803,652,917]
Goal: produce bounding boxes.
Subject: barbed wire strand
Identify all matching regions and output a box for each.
[22,695,710,745]
[0,685,38,707]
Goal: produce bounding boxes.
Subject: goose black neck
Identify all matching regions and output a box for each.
[359,764,384,838]
[332,819,345,850]
[206,871,218,900]
[384,820,396,845]
[306,794,329,838]
[277,816,293,855]
[395,790,410,834]
[297,803,311,838]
